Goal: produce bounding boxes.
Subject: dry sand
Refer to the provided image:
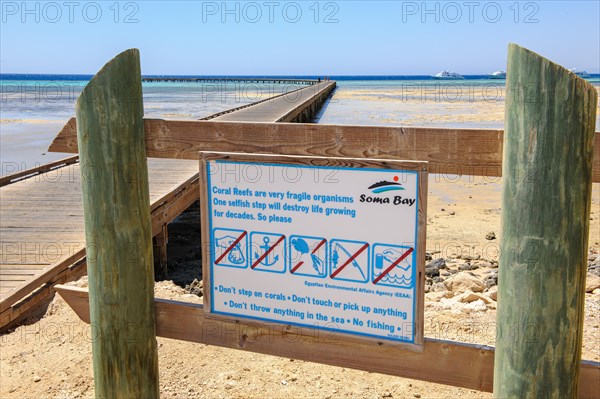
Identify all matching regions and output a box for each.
[1,177,598,399]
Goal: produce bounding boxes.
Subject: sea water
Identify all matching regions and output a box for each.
[1,74,599,170]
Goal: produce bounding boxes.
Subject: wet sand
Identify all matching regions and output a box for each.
[0,120,72,169]
[319,84,600,130]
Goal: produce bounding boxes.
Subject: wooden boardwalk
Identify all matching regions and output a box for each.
[0,81,336,331]
[0,159,199,329]
[141,77,317,85]
[203,81,336,122]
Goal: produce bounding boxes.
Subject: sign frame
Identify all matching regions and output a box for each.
[199,151,428,350]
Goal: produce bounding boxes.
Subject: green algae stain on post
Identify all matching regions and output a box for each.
[494,44,597,398]
[75,49,159,399]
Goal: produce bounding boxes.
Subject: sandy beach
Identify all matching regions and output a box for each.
[1,185,598,398]
[1,82,599,398]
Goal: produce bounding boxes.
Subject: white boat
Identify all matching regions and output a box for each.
[489,70,506,79]
[569,68,590,78]
[432,70,464,80]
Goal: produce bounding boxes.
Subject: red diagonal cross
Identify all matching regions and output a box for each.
[330,243,369,279]
[251,235,286,269]
[372,247,414,285]
[214,231,247,265]
[290,239,326,274]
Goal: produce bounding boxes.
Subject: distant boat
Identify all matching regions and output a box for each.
[432,70,464,80]
[489,70,506,79]
[569,68,590,78]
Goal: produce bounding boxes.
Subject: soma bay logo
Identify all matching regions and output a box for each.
[359,175,415,206]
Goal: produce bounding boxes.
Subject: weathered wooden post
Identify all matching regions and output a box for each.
[76,49,159,398]
[494,44,597,397]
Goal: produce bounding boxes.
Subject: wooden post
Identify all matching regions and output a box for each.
[153,224,168,280]
[75,49,159,398]
[494,44,597,397]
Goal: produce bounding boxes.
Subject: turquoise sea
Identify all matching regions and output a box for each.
[1,74,599,169]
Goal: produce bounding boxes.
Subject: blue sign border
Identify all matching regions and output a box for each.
[206,160,420,344]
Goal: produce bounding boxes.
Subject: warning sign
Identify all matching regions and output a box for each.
[200,152,427,346]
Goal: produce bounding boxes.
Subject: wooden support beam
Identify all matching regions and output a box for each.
[278,81,336,122]
[0,258,87,333]
[0,251,85,314]
[48,118,600,182]
[75,49,159,398]
[54,285,600,397]
[494,44,598,398]
[153,224,168,280]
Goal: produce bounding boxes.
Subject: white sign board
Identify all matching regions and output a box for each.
[200,153,427,346]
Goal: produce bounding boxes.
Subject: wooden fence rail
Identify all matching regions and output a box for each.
[49,119,600,182]
[54,285,600,398]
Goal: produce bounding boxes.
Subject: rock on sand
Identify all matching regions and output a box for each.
[443,272,486,293]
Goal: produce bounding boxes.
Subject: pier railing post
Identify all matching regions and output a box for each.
[75,49,159,398]
[494,44,597,397]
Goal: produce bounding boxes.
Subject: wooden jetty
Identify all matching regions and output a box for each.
[0,81,336,331]
[203,81,336,122]
[141,77,317,85]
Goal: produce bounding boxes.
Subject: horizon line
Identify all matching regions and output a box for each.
[2,72,599,78]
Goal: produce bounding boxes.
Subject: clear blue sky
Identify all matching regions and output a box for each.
[1,1,598,75]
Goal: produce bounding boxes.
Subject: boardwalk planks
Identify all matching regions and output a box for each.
[0,159,198,332]
[494,44,598,398]
[75,49,159,398]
